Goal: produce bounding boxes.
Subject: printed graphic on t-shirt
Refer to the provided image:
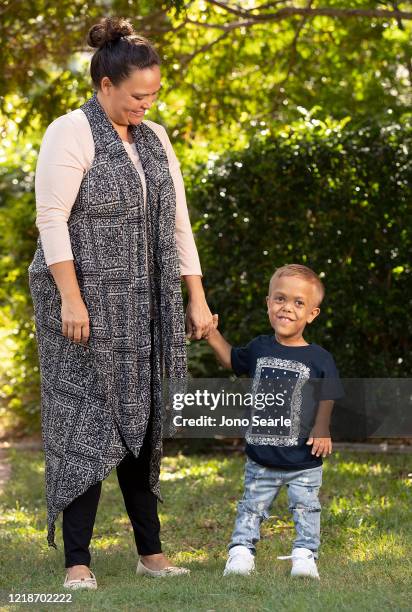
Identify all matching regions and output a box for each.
[246,357,310,447]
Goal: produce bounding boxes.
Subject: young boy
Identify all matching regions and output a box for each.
[205,264,343,579]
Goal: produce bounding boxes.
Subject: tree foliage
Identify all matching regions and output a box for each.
[1,0,411,146]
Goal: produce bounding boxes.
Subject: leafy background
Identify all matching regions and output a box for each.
[0,0,411,433]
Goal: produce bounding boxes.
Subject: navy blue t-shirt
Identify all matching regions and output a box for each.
[231,335,344,470]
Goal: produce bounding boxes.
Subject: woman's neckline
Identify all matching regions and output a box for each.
[272,335,313,348]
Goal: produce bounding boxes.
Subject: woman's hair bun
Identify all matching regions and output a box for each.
[87,17,134,49]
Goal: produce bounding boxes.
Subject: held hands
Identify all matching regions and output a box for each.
[61,295,90,345]
[185,298,217,340]
[203,314,219,340]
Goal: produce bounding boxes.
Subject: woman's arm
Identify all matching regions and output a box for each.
[154,122,213,339]
[148,121,203,279]
[35,113,92,265]
[35,112,93,343]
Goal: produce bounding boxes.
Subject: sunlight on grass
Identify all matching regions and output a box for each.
[326,459,393,477]
[157,510,174,527]
[160,471,187,481]
[160,455,229,484]
[329,493,393,519]
[264,517,294,534]
[92,535,122,550]
[349,532,407,562]
[110,516,131,528]
[1,506,46,543]
[402,474,412,488]
[173,548,211,564]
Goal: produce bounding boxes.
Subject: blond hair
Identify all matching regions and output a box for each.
[268,264,325,307]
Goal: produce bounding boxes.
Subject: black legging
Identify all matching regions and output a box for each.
[62,322,162,568]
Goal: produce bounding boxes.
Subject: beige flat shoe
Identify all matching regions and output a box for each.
[136,559,190,578]
[63,570,97,590]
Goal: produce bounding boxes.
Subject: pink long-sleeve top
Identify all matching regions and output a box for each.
[35,108,202,277]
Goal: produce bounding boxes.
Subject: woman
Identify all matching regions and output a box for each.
[29,16,214,589]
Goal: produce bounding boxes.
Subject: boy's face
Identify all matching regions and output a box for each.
[266,275,321,344]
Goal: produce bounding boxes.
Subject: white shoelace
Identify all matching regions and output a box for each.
[277,552,313,561]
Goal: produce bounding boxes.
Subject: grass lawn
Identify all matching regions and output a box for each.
[0,447,411,611]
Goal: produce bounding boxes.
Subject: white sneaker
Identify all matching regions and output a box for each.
[278,547,320,580]
[223,545,255,576]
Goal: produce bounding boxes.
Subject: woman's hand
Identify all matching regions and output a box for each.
[185,297,214,340]
[61,295,90,345]
[48,261,89,345]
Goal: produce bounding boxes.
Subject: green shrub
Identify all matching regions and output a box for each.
[187,118,411,377]
[0,138,40,434]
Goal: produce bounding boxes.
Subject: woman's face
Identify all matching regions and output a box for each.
[99,65,162,127]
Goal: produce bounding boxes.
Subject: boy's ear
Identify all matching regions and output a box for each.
[307,307,320,324]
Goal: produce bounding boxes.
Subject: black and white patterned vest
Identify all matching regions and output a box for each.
[29,92,187,547]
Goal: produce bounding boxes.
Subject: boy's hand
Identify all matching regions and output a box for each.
[306,436,332,457]
[203,314,219,340]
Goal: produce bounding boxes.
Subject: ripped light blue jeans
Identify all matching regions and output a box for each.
[229,457,322,557]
